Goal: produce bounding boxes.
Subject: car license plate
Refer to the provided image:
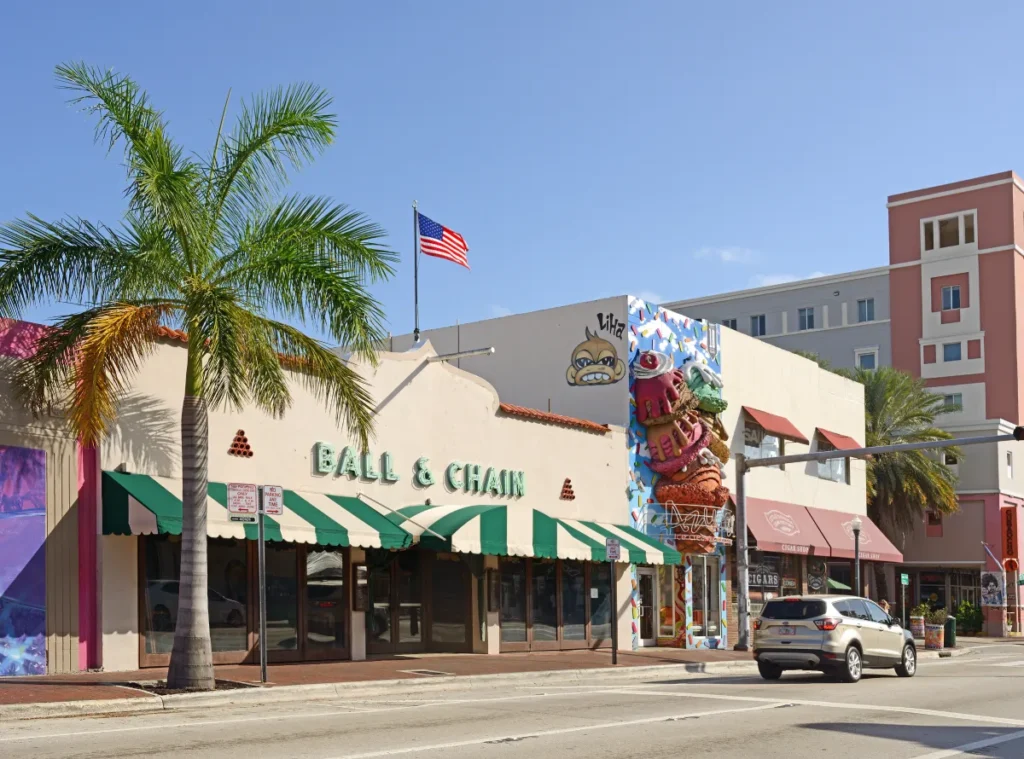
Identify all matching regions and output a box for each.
[778,625,796,636]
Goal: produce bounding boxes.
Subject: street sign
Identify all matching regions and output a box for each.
[901,573,910,586]
[261,485,284,516]
[606,538,621,562]
[227,482,258,523]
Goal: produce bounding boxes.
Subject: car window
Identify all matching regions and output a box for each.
[864,601,891,625]
[761,599,826,620]
[834,599,869,620]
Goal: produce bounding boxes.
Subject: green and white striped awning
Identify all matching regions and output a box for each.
[391,504,682,565]
[102,471,412,550]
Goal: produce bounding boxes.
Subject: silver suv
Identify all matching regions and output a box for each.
[753,595,917,683]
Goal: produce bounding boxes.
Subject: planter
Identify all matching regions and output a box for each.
[924,623,945,650]
[909,615,925,639]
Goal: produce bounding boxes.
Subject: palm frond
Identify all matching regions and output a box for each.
[210,84,335,223]
[15,301,179,445]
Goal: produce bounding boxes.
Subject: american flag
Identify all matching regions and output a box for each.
[418,213,470,269]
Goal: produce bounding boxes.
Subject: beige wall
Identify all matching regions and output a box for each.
[100,339,627,524]
[100,535,139,671]
[390,296,631,427]
[0,372,80,674]
[720,329,869,515]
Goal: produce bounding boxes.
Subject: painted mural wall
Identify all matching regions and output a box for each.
[0,445,47,676]
[626,296,730,649]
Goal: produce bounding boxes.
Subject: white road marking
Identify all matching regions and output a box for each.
[617,688,1024,728]
[320,703,785,759]
[0,689,623,744]
[910,728,1024,758]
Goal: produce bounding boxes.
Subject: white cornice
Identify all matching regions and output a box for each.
[886,176,1024,208]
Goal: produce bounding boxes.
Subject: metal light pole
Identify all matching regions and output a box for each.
[852,515,863,597]
[732,426,1024,652]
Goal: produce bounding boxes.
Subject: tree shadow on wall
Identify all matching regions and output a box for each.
[105,393,179,476]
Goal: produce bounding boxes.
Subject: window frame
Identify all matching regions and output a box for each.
[941,285,962,311]
[942,392,963,410]
[854,347,878,371]
[722,318,737,330]
[921,209,978,254]
[856,298,875,323]
[942,342,962,362]
[743,421,784,469]
[797,307,815,331]
[750,314,766,337]
[1008,451,1014,479]
[816,439,849,484]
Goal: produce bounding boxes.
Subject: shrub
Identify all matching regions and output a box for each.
[910,602,931,618]
[955,601,983,633]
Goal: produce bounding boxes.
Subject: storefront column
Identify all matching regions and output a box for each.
[100,535,139,671]
[484,555,500,655]
[350,547,367,661]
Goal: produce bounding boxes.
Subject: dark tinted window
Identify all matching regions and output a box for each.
[761,599,826,620]
[835,599,869,620]
[864,601,891,624]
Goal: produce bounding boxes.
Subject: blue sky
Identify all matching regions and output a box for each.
[3,1,1023,338]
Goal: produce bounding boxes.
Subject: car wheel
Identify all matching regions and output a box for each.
[757,662,783,681]
[895,644,917,678]
[839,645,863,683]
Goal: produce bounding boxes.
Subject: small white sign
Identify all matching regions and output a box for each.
[590,587,599,599]
[262,485,284,516]
[227,482,258,515]
[606,538,621,562]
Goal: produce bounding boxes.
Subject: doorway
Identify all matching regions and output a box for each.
[637,567,657,646]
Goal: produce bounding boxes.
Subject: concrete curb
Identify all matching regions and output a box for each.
[0,646,970,722]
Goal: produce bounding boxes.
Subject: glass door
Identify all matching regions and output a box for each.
[560,561,588,649]
[499,558,529,651]
[589,562,612,647]
[429,554,471,652]
[530,559,559,650]
[303,547,348,660]
[366,550,426,655]
[637,568,656,645]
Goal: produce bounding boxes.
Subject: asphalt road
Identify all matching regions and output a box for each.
[3,643,1024,759]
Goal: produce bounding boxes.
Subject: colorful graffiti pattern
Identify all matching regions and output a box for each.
[627,296,729,649]
[0,446,47,676]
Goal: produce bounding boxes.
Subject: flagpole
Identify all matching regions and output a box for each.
[413,200,420,343]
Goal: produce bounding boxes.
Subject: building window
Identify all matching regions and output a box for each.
[855,349,878,370]
[944,452,958,466]
[923,211,976,252]
[797,307,815,331]
[943,342,962,362]
[1008,451,1014,479]
[941,285,961,311]
[942,393,962,409]
[744,422,783,468]
[857,298,875,323]
[722,318,737,330]
[750,314,766,337]
[927,511,942,526]
[817,440,849,484]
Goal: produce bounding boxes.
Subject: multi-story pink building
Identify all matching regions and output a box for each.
[669,171,1024,636]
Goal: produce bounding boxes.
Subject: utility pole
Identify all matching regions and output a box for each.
[733,427,1024,652]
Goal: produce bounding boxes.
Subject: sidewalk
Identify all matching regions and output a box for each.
[0,647,750,709]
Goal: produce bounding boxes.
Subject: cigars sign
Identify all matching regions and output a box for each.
[312,442,527,498]
[1003,506,1019,561]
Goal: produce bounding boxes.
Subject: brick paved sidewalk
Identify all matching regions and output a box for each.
[0,647,752,707]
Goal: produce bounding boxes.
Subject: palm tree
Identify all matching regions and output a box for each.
[845,366,961,600]
[0,63,395,690]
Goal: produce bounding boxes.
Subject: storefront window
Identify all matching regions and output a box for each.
[142,536,248,655]
[692,555,721,637]
[807,558,828,594]
[397,551,422,644]
[500,558,527,642]
[431,555,467,644]
[265,543,298,651]
[748,553,782,618]
[828,562,853,594]
[305,547,345,654]
[919,572,946,610]
[589,563,612,642]
[561,561,587,640]
[531,559,558,642]
[368,559,392,645]
[780,554,801,596]
[658,564,675,637]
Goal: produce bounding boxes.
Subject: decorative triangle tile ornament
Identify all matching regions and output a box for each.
[228,429,253,458]
[560,478,576,501]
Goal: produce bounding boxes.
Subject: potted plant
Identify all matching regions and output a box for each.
[909,602,930,639]
[955,601,982,636]
[924,607,948,650]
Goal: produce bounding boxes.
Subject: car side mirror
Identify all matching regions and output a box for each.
[889,617,900,627]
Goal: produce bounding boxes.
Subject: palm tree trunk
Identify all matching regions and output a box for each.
[166,391,215,690]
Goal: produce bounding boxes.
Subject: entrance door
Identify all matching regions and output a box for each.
[303,547,349,660]
[637,568,657,646]
[366,550,425,655]
[429,554,472,652]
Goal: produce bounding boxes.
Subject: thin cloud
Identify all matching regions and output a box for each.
[694,246,757,264]
[635,290,665,305]
[489,305,513,318]
[748,271,830,288]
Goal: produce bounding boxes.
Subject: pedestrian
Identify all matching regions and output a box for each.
[879,599,890,614]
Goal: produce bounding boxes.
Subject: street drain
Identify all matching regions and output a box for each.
[397,669,454,677]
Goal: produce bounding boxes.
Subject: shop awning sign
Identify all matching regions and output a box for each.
[227,482,258,523]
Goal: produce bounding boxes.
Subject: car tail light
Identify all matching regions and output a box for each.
[753,619,762,631]
[815,617,841,631]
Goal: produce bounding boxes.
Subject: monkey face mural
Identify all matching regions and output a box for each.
[566,328,626,386]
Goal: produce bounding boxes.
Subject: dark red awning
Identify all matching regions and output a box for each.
[806,507,903,564]
[746,498,831,556]
[742,406,809,444]
[817,428,865,457]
